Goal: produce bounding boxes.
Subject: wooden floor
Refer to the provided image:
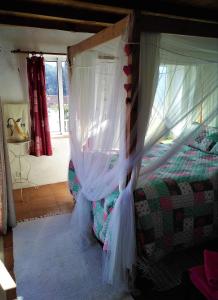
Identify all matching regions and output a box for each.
[3,182,74,300]
[13,181,74,221]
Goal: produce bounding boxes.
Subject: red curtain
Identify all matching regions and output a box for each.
[27,56,52,156]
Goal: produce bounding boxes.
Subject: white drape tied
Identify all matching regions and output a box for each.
[70,190,94,248]
[103,168,137,286]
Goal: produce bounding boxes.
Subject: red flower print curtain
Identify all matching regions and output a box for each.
[27,56,52,156]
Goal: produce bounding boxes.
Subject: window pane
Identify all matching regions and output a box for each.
[45,61,60,133]
[62,61,69,132]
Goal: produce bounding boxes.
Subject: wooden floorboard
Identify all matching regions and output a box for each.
[3,181,74,300]
[13,181,74,221]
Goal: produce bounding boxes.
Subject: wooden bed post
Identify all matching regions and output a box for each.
[67,16,129,62]
[67,12,142,182]
[125,11,141,180]
[67,15,130,99]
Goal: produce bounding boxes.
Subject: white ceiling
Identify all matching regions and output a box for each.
[0,25,93,52]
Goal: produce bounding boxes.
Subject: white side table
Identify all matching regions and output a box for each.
[7,139,37,201]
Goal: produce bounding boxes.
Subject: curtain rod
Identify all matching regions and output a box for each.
[11,49,67,56]
[11,49,115,59]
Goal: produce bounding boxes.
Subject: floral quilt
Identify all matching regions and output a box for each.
[68,143,218,261]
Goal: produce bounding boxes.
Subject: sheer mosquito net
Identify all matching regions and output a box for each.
[67,27,218,286]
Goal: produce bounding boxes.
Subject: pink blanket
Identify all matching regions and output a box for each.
[189,265,218,300]
[204,250,218,290]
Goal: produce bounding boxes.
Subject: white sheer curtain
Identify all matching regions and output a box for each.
[68,35,135,286]
[135,33,218,187]
[141,34,218,147]
[68,30,218,286]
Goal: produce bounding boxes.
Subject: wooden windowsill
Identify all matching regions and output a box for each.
[51,134,69,139]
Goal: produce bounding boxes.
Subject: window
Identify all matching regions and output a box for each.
[45,56,69,135]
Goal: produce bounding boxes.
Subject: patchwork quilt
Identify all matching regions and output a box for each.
[68,144,218,262]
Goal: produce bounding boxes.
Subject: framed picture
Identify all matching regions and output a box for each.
[3,103,30,143]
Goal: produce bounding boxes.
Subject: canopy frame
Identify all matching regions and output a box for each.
[67,10,218,167]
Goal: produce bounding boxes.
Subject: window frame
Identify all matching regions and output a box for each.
[45,54,69,137]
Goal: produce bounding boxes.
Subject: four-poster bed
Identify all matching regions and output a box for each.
[67,11,218,289]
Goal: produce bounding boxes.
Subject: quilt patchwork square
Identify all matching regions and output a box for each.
[178,182,193,195]
[160,197,172,211]
[135,200,151,217]
[173,208,184,232]
[164,179,182,195]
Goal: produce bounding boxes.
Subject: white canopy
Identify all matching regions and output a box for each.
[68,18,218,286]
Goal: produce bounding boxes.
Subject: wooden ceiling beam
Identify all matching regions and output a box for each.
[1,0,218,30]
[140,12,218,38]
[74,0,218,22]
[0,10,110,33]
[1,1,218,34]
[0,1,125,24]
[15,0,129,14]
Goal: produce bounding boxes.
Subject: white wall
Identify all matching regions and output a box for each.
[8,137,70,188]
[0,25,92,188]
[0,40,26,102]
[0,25,91,103]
